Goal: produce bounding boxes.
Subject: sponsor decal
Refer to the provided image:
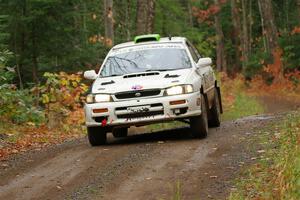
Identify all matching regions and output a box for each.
[131,85,143,90]
[111,44,184,55]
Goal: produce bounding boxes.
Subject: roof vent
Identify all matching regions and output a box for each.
[134,34,160,43]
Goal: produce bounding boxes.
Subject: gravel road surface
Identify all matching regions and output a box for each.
[0,96,298,200]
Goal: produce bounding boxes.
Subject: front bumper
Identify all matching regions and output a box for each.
[84,92,202,127]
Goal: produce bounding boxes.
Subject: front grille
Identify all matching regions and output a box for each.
[115,89,161,99]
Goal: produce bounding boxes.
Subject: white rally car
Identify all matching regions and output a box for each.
[84,34,222,146]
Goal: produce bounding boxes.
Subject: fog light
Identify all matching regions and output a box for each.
[170,100,186,105]
[93,108,108,113]
[174,109,181,114]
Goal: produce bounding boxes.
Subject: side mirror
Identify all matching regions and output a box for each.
[196,57,212,68]
[84,70,97,80]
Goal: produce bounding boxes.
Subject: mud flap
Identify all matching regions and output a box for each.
[216,86,223,114]
[202,92,210,115]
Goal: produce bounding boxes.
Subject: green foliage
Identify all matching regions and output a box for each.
[0,50,44,124]
[222,93,264,121]
[0,89,45,124]
[0,15,9,50]
[0,50,13,84]
[280,34,300,71]
[243,52,266,79]
[39,72,88,110]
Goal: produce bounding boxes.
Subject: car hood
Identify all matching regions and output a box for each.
[91,68,195,94]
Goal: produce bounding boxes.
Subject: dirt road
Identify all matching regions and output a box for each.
[0,97,298,200]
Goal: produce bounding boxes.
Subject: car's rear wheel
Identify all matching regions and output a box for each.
[190,93,208,138]
[112,127,128,138]
[209,88,221,127]
[87,126,107,146]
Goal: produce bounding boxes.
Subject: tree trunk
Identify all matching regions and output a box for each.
[82,1,88,46]
[14,28,23,89]
[248,0,252,55]
[258,0,267,53]
[187,0,194,27]
[297,0,300,23]
[136,0,147,35]
[230,0,242,72]
[125,0,131,41]
[146,0,155,33]
[136,0,155,35]
[257,0,279,56]
[241,0,250,67]
[104,0,114,46]
[31,26,39,85]
[17,0,27,89]
[214,0,227,72]
[258,0,282,81]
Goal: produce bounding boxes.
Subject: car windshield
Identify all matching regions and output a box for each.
[100,47,192,77]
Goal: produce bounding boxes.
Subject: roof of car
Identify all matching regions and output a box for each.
[111,37,187,51]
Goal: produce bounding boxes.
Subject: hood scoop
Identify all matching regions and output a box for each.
[164,74,180,78]
[123,72,159,78]
[101,80,115,85]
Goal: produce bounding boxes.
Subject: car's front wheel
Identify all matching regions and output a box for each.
[190,94,208,138]
[87,126,107,146]
[112,128,128,138]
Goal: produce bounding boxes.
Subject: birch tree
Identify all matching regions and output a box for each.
[213,0,227,72]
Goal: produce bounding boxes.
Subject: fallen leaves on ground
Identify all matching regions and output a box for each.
[0,110,85,161]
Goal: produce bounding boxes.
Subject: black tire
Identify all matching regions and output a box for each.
[190,93,208,138]
[112,128,128,138]
[87,126,107,146]
[208,88,221,127]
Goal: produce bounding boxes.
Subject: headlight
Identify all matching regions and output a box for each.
[86,94,94,103]
[86,94,112,103]
[166,86,184,95]
[184,85,193,93]
[165,85,194,96]
[95,94,111,102]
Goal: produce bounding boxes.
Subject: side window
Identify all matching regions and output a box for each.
[186,42,199,62]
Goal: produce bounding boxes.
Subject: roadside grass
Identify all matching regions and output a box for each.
[219,73,264,121]
[229,111,300,200]
[158,181,183,200]
[221,93,264,121]
[171,181,182,200]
